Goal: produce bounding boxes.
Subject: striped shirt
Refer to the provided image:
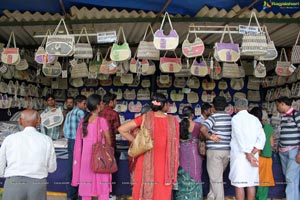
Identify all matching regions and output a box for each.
[279,108,300,147]
[203,111,232,150]
[63,106,85,139]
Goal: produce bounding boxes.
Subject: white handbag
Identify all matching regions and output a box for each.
[40,108,64,129]
[291,30,300,64]
[1,32,20,65]
[256,26,277,61]
[45,18,75,56]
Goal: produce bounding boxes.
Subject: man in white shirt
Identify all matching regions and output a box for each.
[0,109,57,200]
[229,98,266,200]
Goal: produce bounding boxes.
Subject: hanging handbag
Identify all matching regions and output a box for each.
[35,30,56,64]
[187,91,199,103]
[45,18,75,56]
[159,51,182,73]
[42,61,62,77]
[256,26,277,61]
[74,27,93,59]
[190,57,209,77]
[128,114,153,158]
[209,57,222,80]
[254,60,267,78]
[110,27,131,61]
[182,30,205,58]
[70,59,89,78]
[1,32,20,65]
[186,76,200,89]
[291,30,300,64]
[89,49,102,75]
[100,47,118,74]
[230,78,244,90]
[241,11,267,56]
[91,118,118,173]
[153,12,179,50]
[222,62,241,78]
[137,24,160,60]
[275,48,293,77]
[214,25,240,62]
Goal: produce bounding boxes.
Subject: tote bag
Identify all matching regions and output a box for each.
[275,48,293,77]
[74,27,93,59]
[182,32,204,58]
[256,26,277,61]
[34,29,56,64]
[153,12,179,50]
[159,51,182,73]
[291,30,300,64]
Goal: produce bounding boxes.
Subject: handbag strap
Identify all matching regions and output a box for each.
[163,51,178,58]
[219,25,234,44]
[116,26,127,43]
[280,48,288,61]
[294,30,300,46]
[6,32,17,48]
[262,25,272,43]
[247,11,263,33]
[104,47,112,59]
[53,18,70,35]
[160,12,174,30]
[40,29,51,47]
[76,27,91,44]
[142,24,155,40]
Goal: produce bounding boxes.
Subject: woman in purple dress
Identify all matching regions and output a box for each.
[177,106,203,200]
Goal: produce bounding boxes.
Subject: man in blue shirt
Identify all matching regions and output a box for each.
[63,95,87,200]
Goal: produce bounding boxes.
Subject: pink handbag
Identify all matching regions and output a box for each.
[182,32,204,58]
[275,48,293,77]
[35,29,56,64]
[1,32,20,65]
[160,51,182,73]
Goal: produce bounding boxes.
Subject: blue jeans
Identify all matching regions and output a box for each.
[66,139,81,200]
[279,148,300,200]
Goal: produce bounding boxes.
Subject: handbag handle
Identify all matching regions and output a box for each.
[247,11,263,33]
[219,25,234,44]
[279,48,288,61]
[53,18,70,35]
[262,25,272,43]
[142,23,155,41]
[6,32,17,48]
[185,24,198,41]
[40,29,52,47]
[76,27,91,44]
[163,51,178,58]
[104,47,112,60]
[160,12,174,30]
[116,26,127,43]
[294,30,300,46]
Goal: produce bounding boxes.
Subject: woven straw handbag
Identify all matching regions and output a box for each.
[256,26,277,61]
[74,27,93,59]
[137,24,160,60]
[291,30,300,64]
[182,31,204,58]
[160,51,182,73]
[1,32,20,65]
[34,29,56,64]
[275,48,293,77]
[110,27,131,61]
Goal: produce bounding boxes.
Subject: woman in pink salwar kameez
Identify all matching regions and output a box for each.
[72,94,112,200]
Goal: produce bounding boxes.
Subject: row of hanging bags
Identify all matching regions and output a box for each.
[241,11,268,56]
[45,18,75,57]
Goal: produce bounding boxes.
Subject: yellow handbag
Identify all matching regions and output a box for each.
[128,114,153,158]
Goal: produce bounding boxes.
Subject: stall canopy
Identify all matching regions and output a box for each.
[0,0,299,49]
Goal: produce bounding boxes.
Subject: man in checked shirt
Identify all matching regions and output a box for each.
[99,92,121,200]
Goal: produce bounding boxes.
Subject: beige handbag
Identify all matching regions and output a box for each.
[170,90,184,102]
[182,31,205,58]
[74,27,93,59]
[291,30,300,64]
[233,92,246,102]
[218,80,228,90]
[123,89,136,100]
[256,26,277,61]
[1,32,20,65]
[186,76,200,89]
[100,47,118,74]
[275,48,293,77]
[167,102,177,114]
[247,76,261,90]
[222,63,242,78]
[202,79,216,90]
[137,88,151,100]
[157,75,172,88]
[42,61,62,77]
[70,60,89,78]
[241,11,267,56]
[254,61,266,78]
[187,91,199,103]
[230,78,244,90]
[120,74,134,84]
[160,51,182,73]
[247,90,261,102]
[190,57,209,77]
[153,12,179,50]
[137,24,160,60]
[110,88,123,100]
[128,114,153,158]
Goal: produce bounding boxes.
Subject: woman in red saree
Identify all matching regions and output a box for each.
[118,93,179,200]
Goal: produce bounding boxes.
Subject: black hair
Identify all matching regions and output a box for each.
[45,94,55,101]
[249,107,263,127]
[180,106,194,140]
[276,96,292,106]
[201,103,212,114]
[150,93,168,112]
[66,96,74,101]
[213,96,227,111]
[82,94,102,137]
[75,95,87,104]
[103,92,117,105]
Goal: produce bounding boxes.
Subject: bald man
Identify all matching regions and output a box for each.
[0,109,57,200]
